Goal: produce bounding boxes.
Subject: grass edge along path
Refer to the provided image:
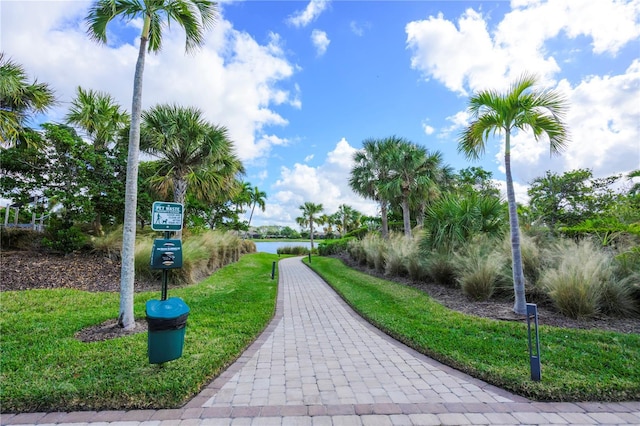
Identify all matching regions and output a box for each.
[0,253,279,413]
[305,256,640,402]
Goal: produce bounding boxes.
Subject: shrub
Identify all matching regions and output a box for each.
[600,276,639,317]
[42,224,88,254]
[499,232,545,299]
[455,236,502,301]
[423,249,457,287]
[384,234,412,276]
[347,239,367,265]
[318,238,354,256]
[540,240,611,319]
[277,245,309,255]
[90,226,123,260]
[0,227,42,251]
[361,233,386,272]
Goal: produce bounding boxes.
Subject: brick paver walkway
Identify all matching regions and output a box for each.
[3,256,639,425]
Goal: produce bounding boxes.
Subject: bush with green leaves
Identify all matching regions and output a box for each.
[42,222,88,254]
[277,245,310,255]
[318,237,354,256]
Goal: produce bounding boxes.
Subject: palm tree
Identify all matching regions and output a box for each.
[66,86,129,150]
[458,73,569,315]
[409,150,451,228]
[335,204,356,237]
[86,0,218,330]
[141,104,243,237]
[0,53,56,147]
[349,137,397,238]
[381,137,438,238]
[245,185,267,238]
[298,202,323,250]
[66,87,129,235]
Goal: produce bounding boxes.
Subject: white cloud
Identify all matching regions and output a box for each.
[304,154,315,162]
[287,0,330,28]
[1,2,299,164]
[311,29,330,56]
[350,20,370,36]
[409,0,640,193]
[422,120,435,135]
[406,0,640,95]
[255,138,377,228]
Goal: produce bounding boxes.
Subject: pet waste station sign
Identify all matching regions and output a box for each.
[152,202,183,231]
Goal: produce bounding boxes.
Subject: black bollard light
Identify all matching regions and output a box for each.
[527,303,541,381]
[271,261,276,280]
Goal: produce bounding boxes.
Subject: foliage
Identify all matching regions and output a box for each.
[421,192,506,252]
[307,256,640,401]
[528,169,626,232]
[41,221,89,254]
[454,236,503,301]
[0,252,277,412]
[318,237,354,256]
[277,245,310,255]
[0,53,56,147]
[539,239,637,319]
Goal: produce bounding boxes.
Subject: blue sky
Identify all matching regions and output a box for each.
[2,0,639,228]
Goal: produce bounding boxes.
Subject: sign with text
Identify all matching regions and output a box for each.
[151,202,183,231]
[150,239,183,269]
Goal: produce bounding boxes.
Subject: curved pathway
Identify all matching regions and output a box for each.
[3,257,639,425]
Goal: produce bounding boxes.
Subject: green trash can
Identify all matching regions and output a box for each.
[146,297,190,364]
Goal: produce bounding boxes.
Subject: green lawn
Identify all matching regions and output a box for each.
[1,253,279,413]
[305,256,640,402]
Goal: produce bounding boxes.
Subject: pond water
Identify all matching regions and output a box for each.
[254,241,312,254]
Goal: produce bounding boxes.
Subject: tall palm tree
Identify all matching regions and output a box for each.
[458,73,569,315]
[66,86,129,150]
[349,137,398,238]
[86,0,218,330]
[0,53,56,147]
[245,185,266,238]
[381,138,437,238]
[141,104,243,237]
[66,87,129,235]
[335,204,355,237]
[298,202,323,250]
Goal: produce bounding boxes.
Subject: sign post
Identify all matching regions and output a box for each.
[150,202,183,300]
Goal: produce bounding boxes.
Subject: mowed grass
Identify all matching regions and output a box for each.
[305,256,640,402]
[1,253,279,413]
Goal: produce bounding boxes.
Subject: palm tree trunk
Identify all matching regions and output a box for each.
[310,219,314,250]
[244,202,256,239]
[173,176,187,239]
[505,132,527,315]
[402,197,412,237]
[118,27,148,330]
[380,200,389,239]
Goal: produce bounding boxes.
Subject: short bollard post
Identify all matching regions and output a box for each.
[308,252,311,263]
[527,303,541,381]
[271,261,276,280]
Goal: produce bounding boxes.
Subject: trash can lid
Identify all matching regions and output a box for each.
[146,297,190,319]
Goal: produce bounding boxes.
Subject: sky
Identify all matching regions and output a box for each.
[1,0,639,229]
